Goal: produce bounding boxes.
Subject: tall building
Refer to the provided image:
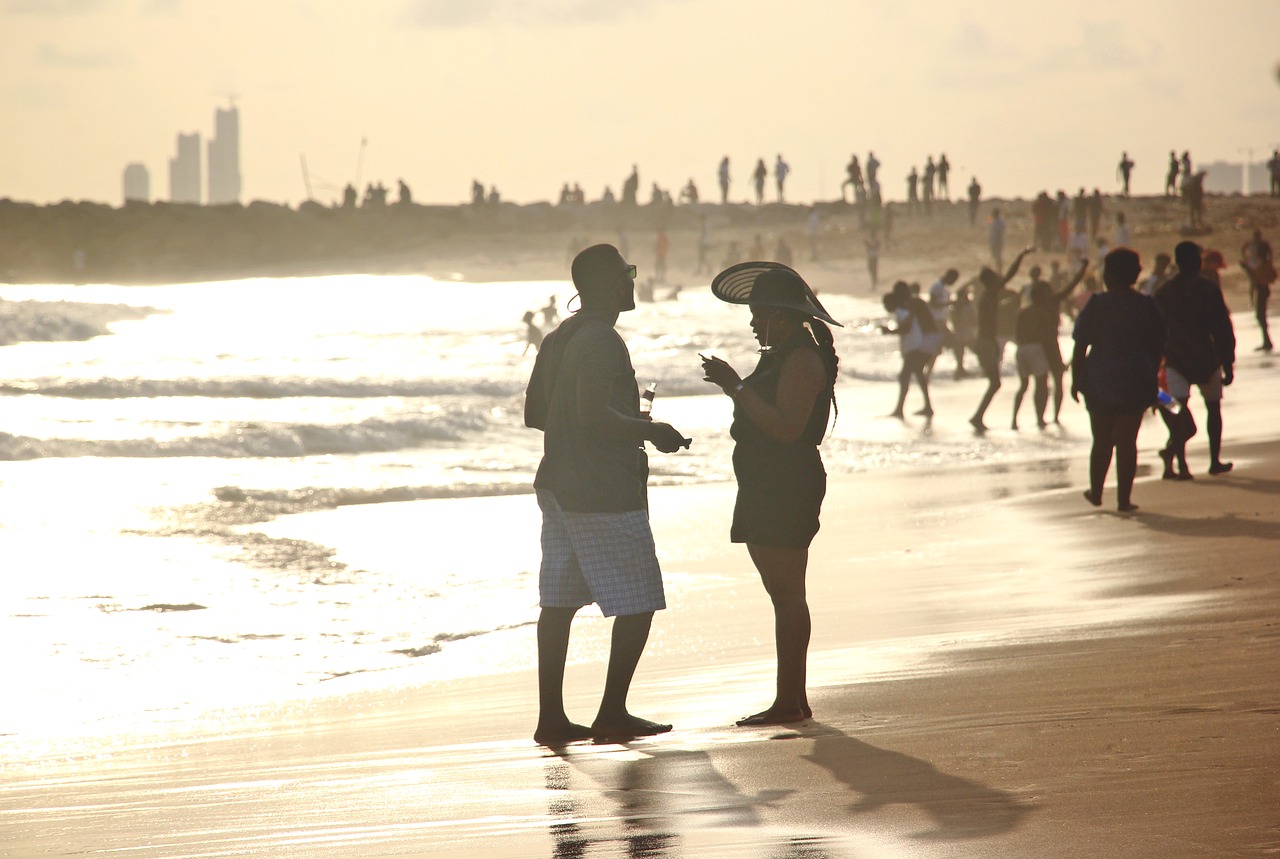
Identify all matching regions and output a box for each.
[122,162,150,203]
[208,104,241,204]
[169,132,202,203]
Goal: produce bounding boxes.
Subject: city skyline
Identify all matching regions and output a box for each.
[2,1,1279,207]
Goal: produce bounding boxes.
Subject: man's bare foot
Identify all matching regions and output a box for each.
[534,719,595,746]
[591,714,672,742]
[1117,502,1139,513]
[1209,461,1234,475]
[889,409,905,419]
[735,707,807,727]
[1082,489,1102,507]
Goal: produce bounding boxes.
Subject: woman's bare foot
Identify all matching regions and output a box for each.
[1082,489,1102,507]
[534,719,594,746]
[591,713,672,742]
[1117,502,1139,513]
[734,706,807,727]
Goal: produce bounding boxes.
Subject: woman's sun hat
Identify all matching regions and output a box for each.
[710,261,843,327]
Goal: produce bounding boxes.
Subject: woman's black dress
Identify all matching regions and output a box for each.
[730,337,832,549]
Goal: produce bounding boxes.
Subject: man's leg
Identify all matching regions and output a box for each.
[592,611,671,739]
[535,606,593,745]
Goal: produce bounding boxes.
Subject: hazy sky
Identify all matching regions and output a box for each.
[3,0,1279,207]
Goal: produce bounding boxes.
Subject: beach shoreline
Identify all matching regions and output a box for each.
[5,422,1278,857]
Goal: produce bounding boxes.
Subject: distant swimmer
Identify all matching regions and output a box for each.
[522,311,543,355]
[541,295,560,327]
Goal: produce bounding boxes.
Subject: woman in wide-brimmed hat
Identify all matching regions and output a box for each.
[700,262,841,726]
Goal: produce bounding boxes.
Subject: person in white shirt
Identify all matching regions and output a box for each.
[1114,211,1131,246]
[928,268,965,377]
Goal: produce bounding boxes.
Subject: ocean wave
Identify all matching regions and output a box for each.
[210,482,534,520]
[0,376,526,399]
[0,413,492,461]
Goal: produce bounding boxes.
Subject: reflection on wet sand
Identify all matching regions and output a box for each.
[540,724,1031,857]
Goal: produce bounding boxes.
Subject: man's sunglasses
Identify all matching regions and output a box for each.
[622,264,637,279]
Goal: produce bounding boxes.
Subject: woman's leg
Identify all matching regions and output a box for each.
[891,357,911,418]
[1051,370,1066,422]
[909,352,933,415]
[1112,411,1144,511]
[1085,409,1115,506]
[1011,371,1030,429]
[739,544,811,725]
[1032,373,1049,427]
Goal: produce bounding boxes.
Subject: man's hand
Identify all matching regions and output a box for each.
[1222,364,1234,386]
[647,421,690,453]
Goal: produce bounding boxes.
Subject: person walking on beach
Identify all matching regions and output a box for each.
[1071,248,1166,512]
[936,153,951,200]
[928,268,965,378]
[1154,241,1237,478]
[752,158,768,205]
[542,295,560,328]
[1240,229,1275,351]
[970,248,1032,431]
[718,156,731,205]
[522,311,543,356]
[841,154,863,202]
[881,281,938,419]
[700,262,842,726]
[967,176,982,226]
[988,209,1007,271]
[1117,152,1135,197]
[775,154,790,203]
[1166,151,1180,197]
[524,244,690,745]
[1269,150,1280,198]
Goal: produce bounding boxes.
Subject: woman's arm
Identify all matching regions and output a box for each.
[734,349,826,444]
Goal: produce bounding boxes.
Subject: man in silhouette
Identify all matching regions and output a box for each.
[525,244,689,745]
[1117,152,1134,197]
[1154,241,1236,476]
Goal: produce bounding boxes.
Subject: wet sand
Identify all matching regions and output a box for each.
[6,365,1278,857]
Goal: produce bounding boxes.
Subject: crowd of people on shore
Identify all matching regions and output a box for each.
[877,227,1273,511]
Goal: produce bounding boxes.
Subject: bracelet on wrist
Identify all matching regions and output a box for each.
[729,382,746,398]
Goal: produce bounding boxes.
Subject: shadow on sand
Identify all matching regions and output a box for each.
[541,724,1033,856]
